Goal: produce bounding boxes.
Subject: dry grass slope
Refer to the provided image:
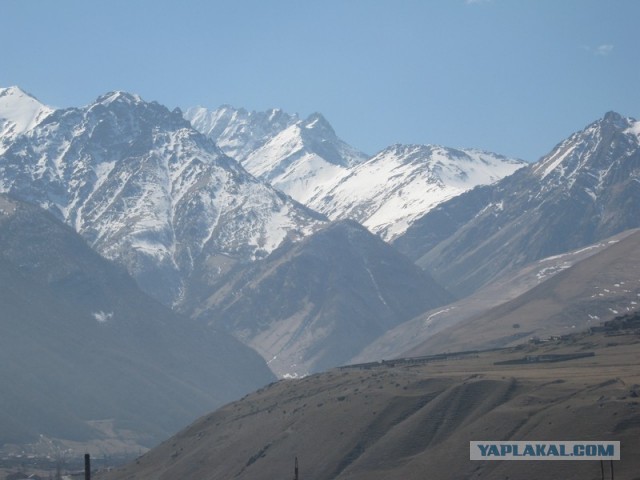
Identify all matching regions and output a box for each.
[101,315,640,480]
[404,229,640,357]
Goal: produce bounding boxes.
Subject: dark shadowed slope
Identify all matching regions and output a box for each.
[0,195,275,447]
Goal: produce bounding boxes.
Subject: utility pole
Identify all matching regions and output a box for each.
[294,456,298,480]
[84,453,91,480]
[610,459,614,480]
[601,459,616,480]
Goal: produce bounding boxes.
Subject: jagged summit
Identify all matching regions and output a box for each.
[0,85,41,100]
[305,143,525,240]
[95,90,144,106]
[0,85,53,147]
[0,85,32,98]
[78,89,197,143]
[395,111,640,296]
[532,111,639,181]
[187,104,370,205]
[184,104,300,161]
[0,89,325,304]
[603,110,625,123]
[301,111,335,134]
[187,104,523,240]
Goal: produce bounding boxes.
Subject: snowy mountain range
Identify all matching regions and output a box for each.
[305,144,525,240]
[186,106,369,205]
[3,86,517,379]
[395,111,640,296]
[0,88,324,304]
[5,84,638,376]
[5,83,640,463]
[187,105,524,240]
[184,105,300,162]
[0,87,524,306]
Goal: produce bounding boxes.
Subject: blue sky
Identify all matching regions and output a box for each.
[2,0,638,161]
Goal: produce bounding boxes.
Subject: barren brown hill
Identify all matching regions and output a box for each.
[353,229,639,364]
[404,228,640,357]
[101,317,640,480]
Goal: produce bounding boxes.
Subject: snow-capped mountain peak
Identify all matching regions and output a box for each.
[95,90,144,106]
[187,105,370,204]
[394,111,640,297]
[239,114,370,204]
[0,90,325,305]
[305,143,526,241]
[532,111,639,182]
[301,111,334,133]
[187,103,524,240]
[0,86,53,149]
[184,104,300,162]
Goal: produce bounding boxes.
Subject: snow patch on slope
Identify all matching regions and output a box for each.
[625,120,640,141]
[93,311,113,323]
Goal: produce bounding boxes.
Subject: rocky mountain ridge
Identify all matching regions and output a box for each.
[395,111,640,296]
[0,88,325,305]
[190,220,453,377]
[187,104,524,241]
